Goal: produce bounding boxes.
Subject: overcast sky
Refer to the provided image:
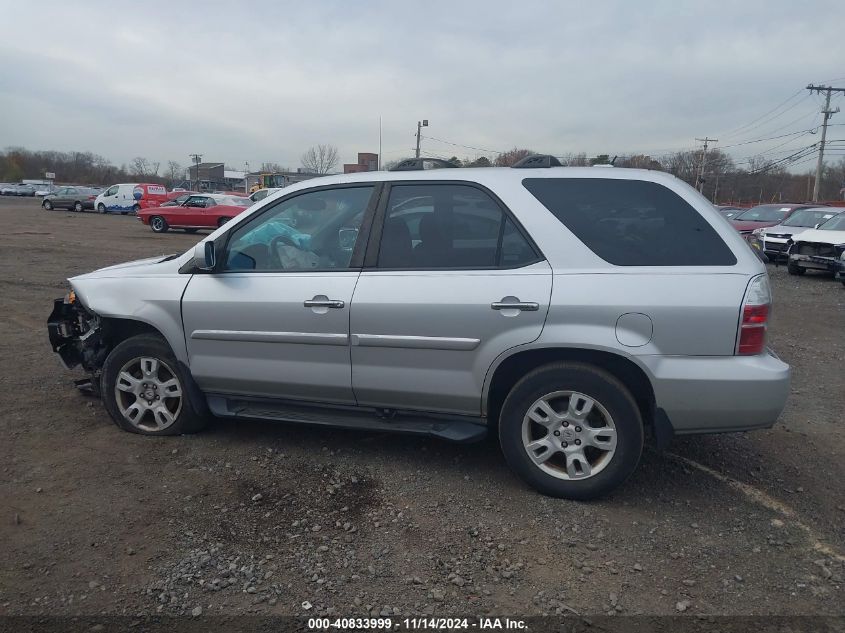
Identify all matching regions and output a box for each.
[2,0,844,172]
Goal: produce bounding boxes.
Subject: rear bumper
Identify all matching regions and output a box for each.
[639,350,790,435]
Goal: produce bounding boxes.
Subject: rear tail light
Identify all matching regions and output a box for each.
[737,274,771,355]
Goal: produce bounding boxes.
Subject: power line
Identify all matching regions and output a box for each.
[722,88,806,138]
[719,127,816,149]
[421,134,505,156]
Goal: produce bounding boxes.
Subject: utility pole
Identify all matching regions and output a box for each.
[415,119,428,158]
[807,84,845,202]
[189,154,202,191]
[694,137,717,193]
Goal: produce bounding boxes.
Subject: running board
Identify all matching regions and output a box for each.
[206,396,488,443]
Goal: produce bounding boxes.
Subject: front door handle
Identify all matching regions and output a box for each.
[491,300,539,311]
[304,297,345,309]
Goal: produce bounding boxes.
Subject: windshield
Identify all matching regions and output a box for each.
[818,214,845,231]
[735,205,794,222]
[781,208,841,228]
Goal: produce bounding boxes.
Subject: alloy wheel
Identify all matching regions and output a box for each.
[521,390,618,480]
[114,356,183,432]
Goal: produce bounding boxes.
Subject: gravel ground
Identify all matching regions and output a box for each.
[0,196,843,618]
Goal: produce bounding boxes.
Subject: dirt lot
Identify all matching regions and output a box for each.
[1,196,843,619]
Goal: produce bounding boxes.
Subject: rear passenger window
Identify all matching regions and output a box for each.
[377,184,538,269]
[523,178,737,266]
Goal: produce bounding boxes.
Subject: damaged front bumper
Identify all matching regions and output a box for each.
[47,294,106,372]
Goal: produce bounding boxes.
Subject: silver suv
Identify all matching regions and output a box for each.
[48,157,790,499]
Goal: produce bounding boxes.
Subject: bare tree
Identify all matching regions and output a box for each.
[301,144,339,174]
[166,161,183,185]
[130,157,150,177]
[493,148,533,167]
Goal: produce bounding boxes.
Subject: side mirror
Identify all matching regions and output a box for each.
[191,241,215,271]
[338,228,359,251]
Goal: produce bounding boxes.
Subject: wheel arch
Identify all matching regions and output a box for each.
[484,346,656,432]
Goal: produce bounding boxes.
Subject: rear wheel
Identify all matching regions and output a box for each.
[132,204,140,213]
[73,201,83,212]
[499,362,643,500]
[184,228,198,234]
[787,261,805,275]
[101,334,206,436]
[43,200,53,210]
[150,216,169,233]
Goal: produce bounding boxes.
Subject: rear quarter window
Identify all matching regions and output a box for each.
[523,178,737,266]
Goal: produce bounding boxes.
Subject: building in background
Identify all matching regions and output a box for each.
[344,152,378,174]
[187,162,246,192]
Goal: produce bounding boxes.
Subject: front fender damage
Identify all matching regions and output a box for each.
[47,296,108,393]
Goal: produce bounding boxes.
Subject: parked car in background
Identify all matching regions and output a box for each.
[47,160,790,499]
[35,185,59,197]
[1,184,21,195]
[730,203,818,238]
[160,191,199,207]
[755,207,843,262]
[787,213,845,277]
[42,186,102,212]
[715,205,744,219]
[249,187,282,203]
[94,183,169,214]
[137,193,250,233]
[8,184,39,197]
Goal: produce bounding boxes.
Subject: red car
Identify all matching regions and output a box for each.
[138,194,250,233]
[730,203,821,237]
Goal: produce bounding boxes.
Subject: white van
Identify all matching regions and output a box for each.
[94,183,168,215]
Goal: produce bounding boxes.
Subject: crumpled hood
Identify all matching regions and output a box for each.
[71,254,185,280]
[792,228,845,245]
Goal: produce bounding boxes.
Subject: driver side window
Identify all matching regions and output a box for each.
[223,186,374,272]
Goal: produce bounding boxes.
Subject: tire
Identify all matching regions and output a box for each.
[499,362,643,500]
[100,334,207,436]
[184,228,198,234]
[43,200,53,210]
[97,203,107,214]
[132,204,140,213]
[787,261,805,275]
[218,217,232,227]
[73,201,83,212]
[150,216,169,233]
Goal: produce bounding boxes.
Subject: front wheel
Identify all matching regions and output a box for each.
[150,216,169,233]
[43,200,53,210]
[499,362,643,500]
[787,261,805,275]
[101,334,207,436]
[97,203,106,214]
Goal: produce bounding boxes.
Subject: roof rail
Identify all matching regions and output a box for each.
[389,158,458,171]
[511,154,562,168]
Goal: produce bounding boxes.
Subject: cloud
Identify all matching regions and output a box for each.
[1,0,844,171]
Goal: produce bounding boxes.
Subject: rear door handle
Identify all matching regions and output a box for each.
[491,300,539,311]
[304,297,345,309]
